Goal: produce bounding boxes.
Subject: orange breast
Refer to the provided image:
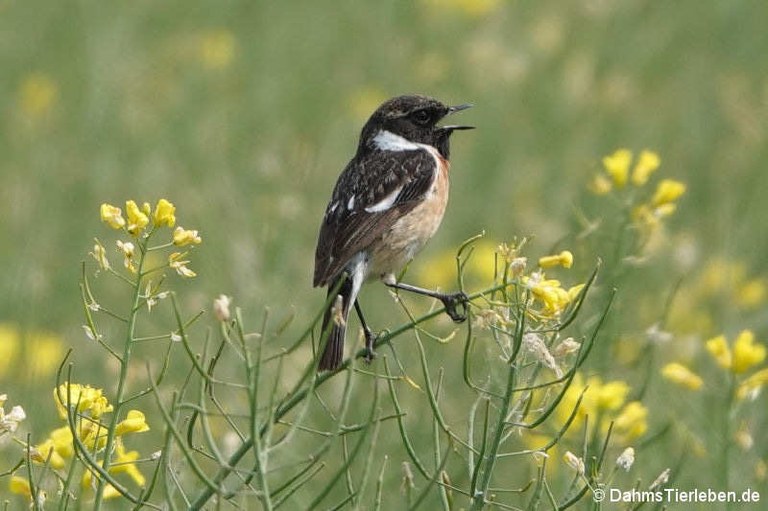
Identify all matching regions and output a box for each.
[370,159,450,279]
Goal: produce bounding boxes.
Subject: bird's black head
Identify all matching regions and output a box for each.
[359,94,473,158]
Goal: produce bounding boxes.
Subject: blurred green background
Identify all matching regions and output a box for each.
[2,0,768,506]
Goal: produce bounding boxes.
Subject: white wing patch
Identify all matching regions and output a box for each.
[372,130,421,152]
[365,185,403,213]
[347,195,355,210]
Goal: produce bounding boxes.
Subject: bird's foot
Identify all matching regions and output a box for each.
[439,291,469,323]
[362,327,379,364]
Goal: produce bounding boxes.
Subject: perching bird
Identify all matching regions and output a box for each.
[313,94,473,371]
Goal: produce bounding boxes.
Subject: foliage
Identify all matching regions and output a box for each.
[2,1,768,508]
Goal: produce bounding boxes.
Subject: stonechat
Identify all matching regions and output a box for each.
[313,94,473,371]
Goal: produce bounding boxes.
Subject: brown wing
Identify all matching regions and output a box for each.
[313,149,438,287]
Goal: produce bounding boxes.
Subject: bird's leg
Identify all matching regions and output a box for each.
[354,300,377,363]
[384,280,469,323]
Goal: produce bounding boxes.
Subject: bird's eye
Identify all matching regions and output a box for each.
[411,110,431,125]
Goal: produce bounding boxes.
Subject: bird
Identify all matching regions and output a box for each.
[313,94,474,371]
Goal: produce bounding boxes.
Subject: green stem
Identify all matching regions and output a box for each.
[189,282,520,509]
[94,240,147,509]
[469,309,525,511]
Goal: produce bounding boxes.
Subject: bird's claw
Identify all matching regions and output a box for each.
[362,328,379,364]
[440,291,469,323]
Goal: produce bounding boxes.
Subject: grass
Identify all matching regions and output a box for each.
[1,0,767,509]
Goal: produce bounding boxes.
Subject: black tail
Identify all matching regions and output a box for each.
[318,274,353,371]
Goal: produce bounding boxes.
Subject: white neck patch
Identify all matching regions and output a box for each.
[372,130,421,152]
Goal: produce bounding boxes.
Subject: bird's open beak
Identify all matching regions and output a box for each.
[441,103,474,131]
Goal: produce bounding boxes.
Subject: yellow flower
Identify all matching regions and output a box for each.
[32,426,73,468]
[172,226,202,246]
[612,401,649,441]
[169,252,197,278]
[31,439,64,468]
[594,379,630,411]
[49,427,73,455]
[115,410,150,435]
[631,150,661,186]
[557,373,647,442]
[706,335,732,370]
[18,73,58,119]
[737,368,768,400]
[100,203,126,230]
[111,439,146,486]
[200,29,236,70]
[559,374,626,420]
[651,179,686,207]
[567,284,585,302]
[54,384,113,419]
[125,200,149,236]
[602,149,632,188]
[732,330,766,374]
[662,362,703,390]
[79,420,108,452]
[529,279,570,316]
[50,385,114,452]
[153,199,176,227]
[538,250,573,269]
[103,484,121,499]
[595,148,668,196]
[9,476,35,500]
[524,273,581,317]
[82,473,121,498]
[707,331,765,374]
[82,441,146,493]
